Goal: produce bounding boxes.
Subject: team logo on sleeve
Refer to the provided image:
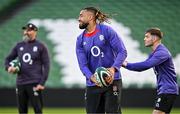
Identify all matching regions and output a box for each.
[33,46,38,52]
[99,35,104,41]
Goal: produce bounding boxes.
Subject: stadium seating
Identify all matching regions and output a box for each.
[0,0,14,12]
[0,0,180,88]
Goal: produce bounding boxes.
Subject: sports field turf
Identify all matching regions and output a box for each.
[0,107,179,114]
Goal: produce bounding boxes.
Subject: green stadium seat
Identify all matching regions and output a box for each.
[0,0,180,88]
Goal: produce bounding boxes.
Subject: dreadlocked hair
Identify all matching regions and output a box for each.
[83,7,110,23]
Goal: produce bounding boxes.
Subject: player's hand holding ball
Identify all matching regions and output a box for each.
[8,66,17,74]
[106,67,115,84]
[90,74,102,87]
[91,67,113,87]
[8,59,21,74]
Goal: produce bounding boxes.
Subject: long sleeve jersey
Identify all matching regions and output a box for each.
[126,44,179,95]
[5,39,50,86]
[76,24,127,86]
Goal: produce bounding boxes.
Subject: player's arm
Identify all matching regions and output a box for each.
[4,45,18,73]
[105,26,127,83]
[76,36,93,80]
[106,26,127,71]
[123,50,169,71]
[38,44,50,89]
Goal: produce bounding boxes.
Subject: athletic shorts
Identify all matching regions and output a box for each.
[154,94,177,113]
[85,79,122,114]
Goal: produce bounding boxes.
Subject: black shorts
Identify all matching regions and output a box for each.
[154,94,177,113]
[85,79,122,114]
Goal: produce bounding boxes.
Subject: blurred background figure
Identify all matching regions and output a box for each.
[4,23,50,114]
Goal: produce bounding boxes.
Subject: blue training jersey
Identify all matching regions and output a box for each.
[76,24,127,86]
[126,44,179,95]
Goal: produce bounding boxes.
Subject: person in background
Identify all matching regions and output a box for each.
[5,23,50,114]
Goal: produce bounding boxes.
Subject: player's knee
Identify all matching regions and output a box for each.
[152,109,165,114]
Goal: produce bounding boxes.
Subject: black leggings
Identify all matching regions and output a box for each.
[16,83,43,114]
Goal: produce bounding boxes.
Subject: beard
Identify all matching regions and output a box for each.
[23,35,31,42]
[145,42,153,47]
[79,22,89,29]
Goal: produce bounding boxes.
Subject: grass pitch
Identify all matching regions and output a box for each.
[0,107,179,114]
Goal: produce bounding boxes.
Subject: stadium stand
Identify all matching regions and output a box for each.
[0,0,14,12]
[0,0,180,88]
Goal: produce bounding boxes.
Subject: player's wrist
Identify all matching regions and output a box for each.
[90,75,95,82]
[122,61,128,67]
[111,67,116,72]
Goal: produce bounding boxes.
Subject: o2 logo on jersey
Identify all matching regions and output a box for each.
[91,46,104,57]
[22,53,33,65]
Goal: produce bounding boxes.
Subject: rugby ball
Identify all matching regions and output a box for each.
[94,67,111,87]
[9,59,21,74]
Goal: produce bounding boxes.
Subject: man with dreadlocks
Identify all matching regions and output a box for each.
[76,7,127,114]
